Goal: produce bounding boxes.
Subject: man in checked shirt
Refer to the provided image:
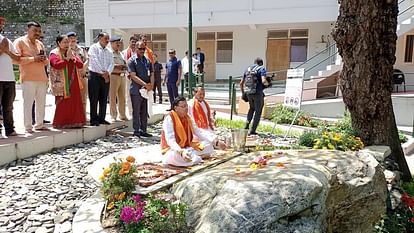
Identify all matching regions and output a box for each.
[87,32,114,126]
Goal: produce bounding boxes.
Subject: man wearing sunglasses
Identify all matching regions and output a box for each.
[127,41,153,137]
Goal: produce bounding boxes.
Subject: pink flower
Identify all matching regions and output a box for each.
[411,217,414,223]
[120,207,135,224]
[132,194,141,203]
[134,207,145,222]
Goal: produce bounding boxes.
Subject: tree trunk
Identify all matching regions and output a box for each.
[332,0,411,181]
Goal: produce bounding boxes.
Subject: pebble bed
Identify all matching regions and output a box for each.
[0,123,236,233]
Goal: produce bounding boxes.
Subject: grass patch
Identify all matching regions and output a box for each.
[215,118,297,136]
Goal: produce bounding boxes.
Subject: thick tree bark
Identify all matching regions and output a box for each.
[332,0,411,181]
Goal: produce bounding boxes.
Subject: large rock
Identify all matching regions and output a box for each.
[172,149,387,233]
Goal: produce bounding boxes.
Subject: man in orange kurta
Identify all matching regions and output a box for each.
[161,97,225,167]
[13,21,49,133]
[188,86,215,131]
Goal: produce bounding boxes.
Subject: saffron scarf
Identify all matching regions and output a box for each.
[193,98,212,129]
[161,111,203,154]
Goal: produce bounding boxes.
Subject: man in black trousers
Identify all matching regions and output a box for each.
[87,32,113,126]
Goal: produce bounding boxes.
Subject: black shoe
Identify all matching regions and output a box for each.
[140,132,153,137]
[43,120,50,124]
[133,133,141,138]
[99,120,110,125]
[6,131,17,136]
[90,122,100,126]
[248,132,258,136]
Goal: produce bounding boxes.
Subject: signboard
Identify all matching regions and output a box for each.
[283,68,304,109]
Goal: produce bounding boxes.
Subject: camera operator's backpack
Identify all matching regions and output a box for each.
[244,65,262,95]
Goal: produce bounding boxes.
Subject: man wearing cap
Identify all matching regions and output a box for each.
[13,21,49,133]
[87,32,113,126]
[0,16,19,136]
[67,31,89,114]
[109,35,127,122]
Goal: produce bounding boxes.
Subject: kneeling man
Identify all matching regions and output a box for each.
[161,96,225,167]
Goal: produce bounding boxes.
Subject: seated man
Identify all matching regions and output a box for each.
[161,96,225,167]
[188,86,215,131]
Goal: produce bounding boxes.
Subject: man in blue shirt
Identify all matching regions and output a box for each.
[240,57,268,135]
[127,41,153,137]
[165,49,182,110]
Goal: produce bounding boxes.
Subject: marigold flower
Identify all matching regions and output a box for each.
[122,162,131,170]
[116,192,126,201]
[276,162,285,168]
[126,156,135,163]
[107,201,115,210]
[103,167,111,177]
[99,174,105,181]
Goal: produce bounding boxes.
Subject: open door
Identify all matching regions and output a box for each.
[196,40,216,82]
[266,39,290,80]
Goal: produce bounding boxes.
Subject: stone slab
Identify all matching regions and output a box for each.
[72,191,105,233]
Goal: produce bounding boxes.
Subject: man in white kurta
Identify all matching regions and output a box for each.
[188,86,214,132]
[161,97,225,167]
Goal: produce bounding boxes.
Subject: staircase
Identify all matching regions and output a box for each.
[302,0,414,101]
[397,0,414,36]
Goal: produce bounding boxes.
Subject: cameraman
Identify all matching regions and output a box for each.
[240,57,268,135]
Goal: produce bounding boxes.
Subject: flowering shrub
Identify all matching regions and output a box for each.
[101,156,138,207]
[312,131,364,151]
[375,192,414,233]
[115,194,189,233]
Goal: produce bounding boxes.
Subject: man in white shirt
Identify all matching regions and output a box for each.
[87,32,114,126]
[0,16,19,136]
[188,86,215,131]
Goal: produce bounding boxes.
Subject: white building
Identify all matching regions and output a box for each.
[84,0,339,81]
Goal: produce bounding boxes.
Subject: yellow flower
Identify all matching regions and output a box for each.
[249,163,258,171]
[107,202,115,210]
[126,156,135,163]
[265,152,273,159]
[99,174,105,181]
[235,166,240,172]
[327,143,335,150]
[276,162,285,168]
[103,167,111,177]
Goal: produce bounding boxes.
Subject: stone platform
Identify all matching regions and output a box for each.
[172,147,390,233]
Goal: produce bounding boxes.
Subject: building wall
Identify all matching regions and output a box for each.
[395,28,414,91]
[112,22,333,80]
[84,0,338,36]
[0,0,84,51]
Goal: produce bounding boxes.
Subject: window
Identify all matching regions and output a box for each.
[151,33,167,63]
[216,32,233,63]
[153,42,167,63]
[268,30,289,39]
[197,32,215,40]
[404,35,414,63]
[290,29,308,38]
[290,39,308,62]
